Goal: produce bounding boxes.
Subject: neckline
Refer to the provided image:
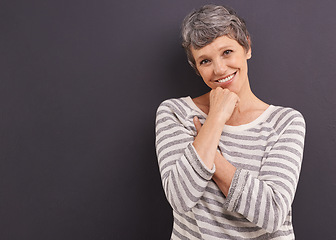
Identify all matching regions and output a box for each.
[183,96,273,131]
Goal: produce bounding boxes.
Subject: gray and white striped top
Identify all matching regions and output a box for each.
[155,96,305,240]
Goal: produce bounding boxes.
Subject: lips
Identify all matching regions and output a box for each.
[216,72,236,84]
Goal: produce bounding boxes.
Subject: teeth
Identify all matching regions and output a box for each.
[218,73,235,83]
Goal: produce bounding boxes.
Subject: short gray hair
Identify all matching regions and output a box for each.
[181,5,251,73]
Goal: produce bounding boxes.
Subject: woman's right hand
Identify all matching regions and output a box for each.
[208,87,240,125]
[192,87,239,169]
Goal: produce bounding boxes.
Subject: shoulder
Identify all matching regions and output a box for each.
[156,96,193,118]
[155,97,197,135]
[266,105,305,135]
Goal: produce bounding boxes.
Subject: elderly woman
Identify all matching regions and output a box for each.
[155,4,305,240]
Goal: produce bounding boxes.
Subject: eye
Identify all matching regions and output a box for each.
[223,50,233,56]
[200,59,210,65]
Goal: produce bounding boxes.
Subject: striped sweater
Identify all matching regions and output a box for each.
[155,96,305,240]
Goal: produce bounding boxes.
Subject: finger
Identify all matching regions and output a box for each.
[193,116,202,134]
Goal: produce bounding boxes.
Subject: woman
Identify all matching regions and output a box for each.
[155,5,305,240]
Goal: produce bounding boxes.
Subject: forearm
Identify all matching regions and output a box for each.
[213,154,294,233]
[156,100,216,213]
[192,115,225,169]
[192,88,239,170]
[161,143,215,213]
[212,151,236,196]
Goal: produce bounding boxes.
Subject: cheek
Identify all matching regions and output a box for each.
[198,68,211,80]
[228,57,240,67]
[229,56,247,69]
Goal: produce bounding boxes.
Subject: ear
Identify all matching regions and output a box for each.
[246,37,252,59]
[246,47,252,59]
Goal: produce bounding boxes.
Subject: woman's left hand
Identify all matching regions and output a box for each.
[193,116,202,135]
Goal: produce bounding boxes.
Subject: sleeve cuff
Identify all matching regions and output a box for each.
[223,168,249,211]
[185,143,215,180]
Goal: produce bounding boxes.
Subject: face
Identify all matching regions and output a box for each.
[191,35,251,95]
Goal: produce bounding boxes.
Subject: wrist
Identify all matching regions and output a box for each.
[207,111,228,126]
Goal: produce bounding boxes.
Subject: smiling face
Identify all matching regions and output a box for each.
[191,35,252,96]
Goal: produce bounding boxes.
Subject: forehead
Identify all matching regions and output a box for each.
[191,35,242,57]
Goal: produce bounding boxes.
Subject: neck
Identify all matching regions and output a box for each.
[235,81,260,112]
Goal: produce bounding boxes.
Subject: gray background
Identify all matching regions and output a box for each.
[1,0,335,239]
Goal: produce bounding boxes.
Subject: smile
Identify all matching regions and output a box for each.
[217,72,236,83]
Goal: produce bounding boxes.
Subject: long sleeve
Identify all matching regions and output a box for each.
[155,99,215,213]
[222,109,306,233]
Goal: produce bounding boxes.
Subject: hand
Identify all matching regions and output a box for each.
[193,116,202,135]
[208,87,240,125]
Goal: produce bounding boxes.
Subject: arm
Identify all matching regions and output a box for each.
[156,89,238,213]
[192,88,239,169]
[195,111,306,233]
[193,117,236,197]
[155,99,215,213]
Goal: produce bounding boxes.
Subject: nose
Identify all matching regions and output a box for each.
[213,59,226,76]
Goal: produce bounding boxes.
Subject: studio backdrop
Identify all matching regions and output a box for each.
[0,0,335,239]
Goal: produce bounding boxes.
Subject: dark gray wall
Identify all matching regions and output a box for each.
[0,0,335,239]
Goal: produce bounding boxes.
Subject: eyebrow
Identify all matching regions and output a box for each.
[195,54,208,63]
[194,45,235,63]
